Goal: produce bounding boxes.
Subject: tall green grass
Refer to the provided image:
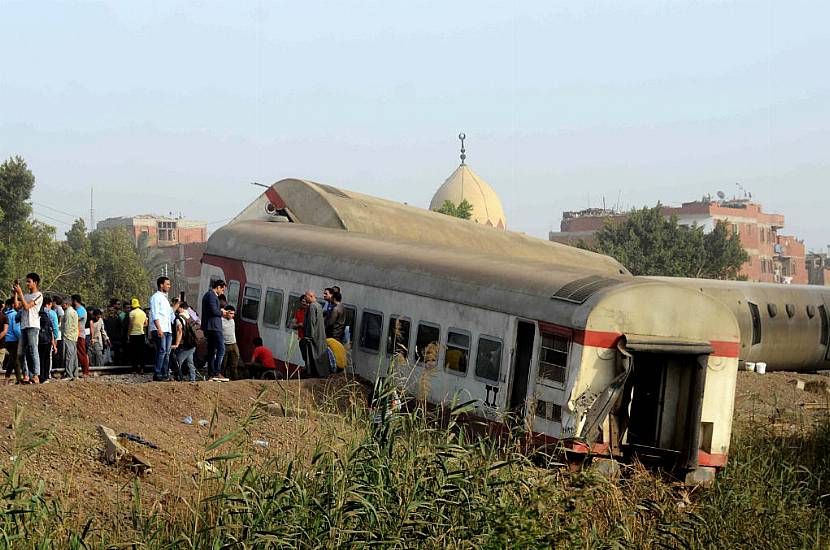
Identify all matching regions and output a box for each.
[2,381,830,549]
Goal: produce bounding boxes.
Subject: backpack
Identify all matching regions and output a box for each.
[38,310,52,344]
[178,315,199,349]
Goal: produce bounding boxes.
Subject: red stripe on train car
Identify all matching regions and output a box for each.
[265,187,287,209]
[709,340,740,358]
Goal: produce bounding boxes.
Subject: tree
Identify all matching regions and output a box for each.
[587,206,748,279]
[57,218,102,304]
[0,156,35,279]
[435,199,474,220]
[90,227,152,302]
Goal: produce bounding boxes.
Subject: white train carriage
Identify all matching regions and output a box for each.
[202,218,740,481]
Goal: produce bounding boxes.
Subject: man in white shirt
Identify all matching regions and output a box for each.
[149,276,173,381]
[13,272,44,384]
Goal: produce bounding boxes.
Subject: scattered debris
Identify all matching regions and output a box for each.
[801,402,829,410]
[198,419,209,427]
[253,439,269,448]
[790,379,806,391]
[804,380,829,395]
[118,433,159,450]
[196,461,218,474]
[182,416,193,425]
[97,425,152,475]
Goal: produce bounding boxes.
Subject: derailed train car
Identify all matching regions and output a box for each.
[201,179,741,483]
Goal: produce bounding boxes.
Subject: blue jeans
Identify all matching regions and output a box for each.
[206,330,225,377]
[153,331,172,380]
[22,328,40,378]
[175,347,197,381]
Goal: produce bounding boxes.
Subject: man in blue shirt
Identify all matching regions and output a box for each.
[4,299,20,383]
[150,276,173,381]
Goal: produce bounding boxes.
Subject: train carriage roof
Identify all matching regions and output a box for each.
[229,179,628,277]
[208,221,639,326]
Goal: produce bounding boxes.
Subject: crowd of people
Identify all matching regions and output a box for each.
[0,273,348,385]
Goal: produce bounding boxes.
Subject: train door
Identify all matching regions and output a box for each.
[623,346,709,470]
[508,321,535,413]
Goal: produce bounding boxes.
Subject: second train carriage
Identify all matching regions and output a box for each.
[202,220,741,482]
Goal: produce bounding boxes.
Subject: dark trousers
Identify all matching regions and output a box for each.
[77,337,89,376]
[38,343,52,382]
[300,338,324,378]
[206,330,225,377]
[129,335,145,372]
[4,341,19,379]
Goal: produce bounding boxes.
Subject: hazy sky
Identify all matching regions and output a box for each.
[1,1,828,249]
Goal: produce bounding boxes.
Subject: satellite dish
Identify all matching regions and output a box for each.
[716,191,726,200]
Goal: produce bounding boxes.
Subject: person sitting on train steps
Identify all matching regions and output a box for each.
[202,279,226,380]
[247,337,276,378]
[171,301,198,382]
[324,289,346,343]
[221,306,242,379]
[301,290,328,378]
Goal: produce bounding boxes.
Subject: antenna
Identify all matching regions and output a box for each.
[458,132,466,165]
[90,187,95,230]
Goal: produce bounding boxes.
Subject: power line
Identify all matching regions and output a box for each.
[31,201,82,221]
[32,210,72,227]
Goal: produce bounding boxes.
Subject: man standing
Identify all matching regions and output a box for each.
[49,297,62,374]
[221,306,239,379]
[61,297,79,380]
[127,298,148,374]
[2,299,20,383]
[171,301,197,382]
[89,309,109,367]
[202,279,226,380]
[14,273,44,384]
[324,289,346,343]
[72,295,89,377]
[0,306,8,384]
[37,296,57,382]
[150,276,173,381]
[301,290,328,378]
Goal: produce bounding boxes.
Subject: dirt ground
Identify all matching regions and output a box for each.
[0,373,365,524]
[1,369,828,527]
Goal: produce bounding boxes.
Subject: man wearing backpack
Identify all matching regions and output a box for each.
[37,296,57,383]
[172,301,197,382]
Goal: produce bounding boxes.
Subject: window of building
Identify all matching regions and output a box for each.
[158,221,177,242]
[263,289,284,326]
[539,333,569,384]
[731,223,739,236]
[475,336,503,382]
[360,310,383,352]
[226,280,240,310]
[444,329,470,374]
[749,302,762,345]
[240,285,261,322]
[285,293,303,329]
[415,322,440,368]
[386,316,411,360]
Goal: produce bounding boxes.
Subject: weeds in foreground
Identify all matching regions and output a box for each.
[2,384,830,549]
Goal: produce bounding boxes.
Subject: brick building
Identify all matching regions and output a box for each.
[807,252,830,286]
[97,214,207,247]
[97,214,208,300]
[549,199,807,284]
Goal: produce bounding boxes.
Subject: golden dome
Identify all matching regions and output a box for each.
[429,163,507,229]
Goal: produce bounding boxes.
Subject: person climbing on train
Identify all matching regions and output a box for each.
[300,290,328,378]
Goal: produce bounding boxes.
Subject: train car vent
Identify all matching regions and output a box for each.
[316,184,351,199]
[767,303,778,318]
[786,304,796,318]
[807,305,817,319]
[551,275,623,304]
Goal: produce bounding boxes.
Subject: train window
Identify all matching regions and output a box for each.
[240,285,261,322]
[535,399,562,422]
[474,336,503,382]
[386,316,411,361]
[807,305,817,319]
[819,305,829,347]
[226,280,240,310]
[539,333,569,385]
[785,304,796,319]
[359,310,383,353]
[343,305,357,343]
[767,303,778,318]
[749,302,762,345]
[285,294,303,329]
[444,329,470,375]
[263,288,284,327]
[415,322,440,368]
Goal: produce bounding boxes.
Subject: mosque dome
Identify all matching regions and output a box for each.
[429,134,507,229]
